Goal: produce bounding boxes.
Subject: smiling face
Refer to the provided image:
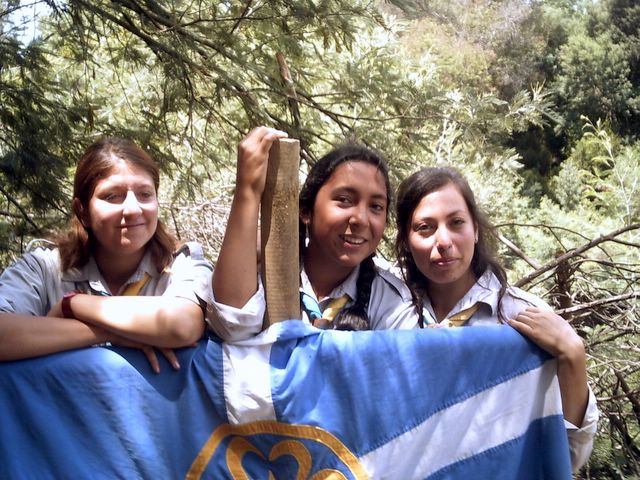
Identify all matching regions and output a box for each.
[302,160,388,277]
[407,182,478,294]
[81,159,158,261]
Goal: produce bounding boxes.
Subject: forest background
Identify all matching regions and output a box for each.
[1,0,639,477]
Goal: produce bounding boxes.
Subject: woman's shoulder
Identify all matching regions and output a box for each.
[173,241,206,260]
[165,241,212,280]
[0,242,61,313]
[371,258,411,301]
[503,285,552,312]
[476,270,552,319]
[11,241,60,272]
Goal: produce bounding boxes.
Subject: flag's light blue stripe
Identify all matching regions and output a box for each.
[0,340,227,479]
[425,415,572,480]
[269,325,551,457]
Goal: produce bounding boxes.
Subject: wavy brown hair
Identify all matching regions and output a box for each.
[56,137,176,273]
[394,166,508,326]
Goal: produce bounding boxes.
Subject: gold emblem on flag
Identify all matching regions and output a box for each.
[186,420,367,479]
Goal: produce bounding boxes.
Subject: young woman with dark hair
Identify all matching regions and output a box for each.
[212,127,417,333]
[394,165,598,470]
[0,137,215,372]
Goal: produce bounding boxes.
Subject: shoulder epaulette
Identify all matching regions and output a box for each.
[174,241,205,260]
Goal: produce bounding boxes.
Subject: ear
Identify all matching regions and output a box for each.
[474,222,479,244]
[72,198,89,228]
[300,209,311,226]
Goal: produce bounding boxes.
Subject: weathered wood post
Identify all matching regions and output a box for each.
[260,138,301,327]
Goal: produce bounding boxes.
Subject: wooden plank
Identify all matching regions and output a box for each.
[260,138,300,326]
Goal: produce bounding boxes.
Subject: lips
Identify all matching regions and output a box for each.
[434,257,457,267]
[340,234,366,246]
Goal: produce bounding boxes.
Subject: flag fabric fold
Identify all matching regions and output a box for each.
[0,321,571,479]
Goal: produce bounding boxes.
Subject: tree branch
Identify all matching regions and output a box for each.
[0,185,39,230]
[230,0,253,35]
[497,232,541,269]
[557,292,640,316]
[514,223,640,288]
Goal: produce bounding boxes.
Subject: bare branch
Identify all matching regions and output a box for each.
[557,292,640,316]
[515,223,640,288]
[229,0,253,35]
[497,232,541,269]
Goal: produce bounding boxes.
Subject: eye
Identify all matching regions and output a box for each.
[370,202,386,213]
[336,195,353,206]
[103,193,124,203]
[451,217,466,227]
[137,190,156,201]
[415,222,435,233]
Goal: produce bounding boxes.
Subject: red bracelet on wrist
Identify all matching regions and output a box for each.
[61,291,80,318]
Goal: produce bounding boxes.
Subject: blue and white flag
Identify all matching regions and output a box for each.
[0,321,571,479]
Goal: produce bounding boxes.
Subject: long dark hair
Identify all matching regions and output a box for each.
[299,143,392,331]
[394,166,508,326]
[56,137,177,273]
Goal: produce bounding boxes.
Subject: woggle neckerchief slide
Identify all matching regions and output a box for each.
[0,139,572,479]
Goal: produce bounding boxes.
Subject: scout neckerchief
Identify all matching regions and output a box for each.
[440,303,480,327]
[300,292,350,329]
[121,272,151,296]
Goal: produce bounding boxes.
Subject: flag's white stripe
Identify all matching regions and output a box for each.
[223,342,276,424]
[360,360,562,479]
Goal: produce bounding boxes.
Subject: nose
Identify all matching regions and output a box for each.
[348,205,369,227]
[122,191,142,215]
[435,226,452,251]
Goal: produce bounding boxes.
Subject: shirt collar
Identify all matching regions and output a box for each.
[461,269,501,315]
[60,248,158,295]
[300,265,358,305]
[424,269,500,320]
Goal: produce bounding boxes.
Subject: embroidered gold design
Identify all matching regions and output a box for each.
[185,420,366,479]
[269,440,312,479]
[227,437,261,479]
[311,469,348,480]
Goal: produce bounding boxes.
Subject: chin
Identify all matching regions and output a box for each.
[118,241,148,253]
[343,256,372,270]
[426,271,464,286]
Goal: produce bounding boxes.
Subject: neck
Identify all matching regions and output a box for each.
[303,251,353,299]
[426,271,477,322]
[94,248,145,294]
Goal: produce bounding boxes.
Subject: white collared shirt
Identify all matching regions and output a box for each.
[423,269,599,471]
[422,269,551,325]
[208,258,419,342]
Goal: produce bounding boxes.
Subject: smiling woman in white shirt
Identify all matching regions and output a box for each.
[210,126,417,335]
[0,137,221,372]
[394,165,598,471]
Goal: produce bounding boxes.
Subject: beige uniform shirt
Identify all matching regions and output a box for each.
[0,242,212,316]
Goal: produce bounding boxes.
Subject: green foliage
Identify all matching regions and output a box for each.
[2,1,640,475]
[557,119,640,223]
[554,31,640,143]
[0,6,88,259]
